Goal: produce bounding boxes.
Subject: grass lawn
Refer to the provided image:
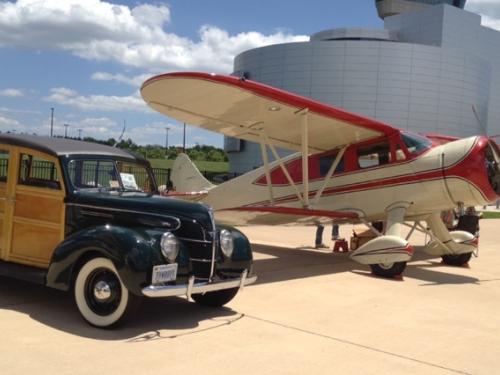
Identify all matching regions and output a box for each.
[481,211,500,219]
[148,158,229,173]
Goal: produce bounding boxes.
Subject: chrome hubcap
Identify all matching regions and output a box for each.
[93,280,112,301]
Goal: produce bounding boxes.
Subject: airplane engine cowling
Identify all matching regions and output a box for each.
[443,136,500,206]
[349,235,413,266]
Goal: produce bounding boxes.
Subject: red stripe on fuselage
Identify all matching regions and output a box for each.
[241,137,496,207]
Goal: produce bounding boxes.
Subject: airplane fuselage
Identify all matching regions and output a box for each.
[204,135,499,225]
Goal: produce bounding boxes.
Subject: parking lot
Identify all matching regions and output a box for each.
[1,221,500,375]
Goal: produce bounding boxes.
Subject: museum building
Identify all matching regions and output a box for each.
[225,0,500,173]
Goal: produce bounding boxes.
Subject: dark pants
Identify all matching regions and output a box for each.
[315,225,324,246]
[316,224,340,246]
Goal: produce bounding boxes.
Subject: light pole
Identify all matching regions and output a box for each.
[183,122,186,153]
[165,127,170,158]
[64,123,69,138]
[50,107,54,137]
[78,128,82,139]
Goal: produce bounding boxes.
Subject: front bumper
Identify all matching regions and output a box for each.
[141,269,257,299]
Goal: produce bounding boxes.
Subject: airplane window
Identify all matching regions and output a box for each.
[319,155,344,176]
[402,132,432,154]
[358,143,391,169]
[395,145,406,161]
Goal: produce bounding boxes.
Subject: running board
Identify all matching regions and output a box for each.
[0,260,46,285]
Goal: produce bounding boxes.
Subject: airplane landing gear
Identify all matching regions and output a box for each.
[370,261,407,278]
[441,252,472,266]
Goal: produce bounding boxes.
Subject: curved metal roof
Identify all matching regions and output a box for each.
[0,134,145,162]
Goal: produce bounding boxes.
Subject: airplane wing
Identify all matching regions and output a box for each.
[141,72,398,154]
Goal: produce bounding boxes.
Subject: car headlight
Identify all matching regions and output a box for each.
[220,229,234,258]
[160,232,180,263]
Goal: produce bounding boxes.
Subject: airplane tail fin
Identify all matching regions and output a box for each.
[170,153,216,192]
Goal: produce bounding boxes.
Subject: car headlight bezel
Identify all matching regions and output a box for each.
[220,229,234,258]
[160,232,180,263]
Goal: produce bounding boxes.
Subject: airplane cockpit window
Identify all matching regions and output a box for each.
[402,132,432,154]
[319,154,344,176]
[357,143,391,169]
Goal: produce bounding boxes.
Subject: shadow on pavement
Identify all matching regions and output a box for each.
[0,246,482,337]
[252,243,481,286]
[0,275,239,340]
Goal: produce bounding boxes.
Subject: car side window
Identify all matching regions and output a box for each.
[68,160,118,189]
[0,149,8,182]
[357,142,391,169]
[18,153,61,190]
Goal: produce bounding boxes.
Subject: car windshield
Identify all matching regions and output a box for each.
[67,159,156,193]
[402,132,432,154]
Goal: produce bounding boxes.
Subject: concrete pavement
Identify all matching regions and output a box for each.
[1,221,500,374]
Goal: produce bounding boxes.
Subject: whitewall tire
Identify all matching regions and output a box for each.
[74,257,138,328]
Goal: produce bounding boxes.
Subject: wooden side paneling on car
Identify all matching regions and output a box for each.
[14,189,63,224]
[0,185,6,213]
[6,148,66,268]
[0,185,5,251]
[9,222,61,267]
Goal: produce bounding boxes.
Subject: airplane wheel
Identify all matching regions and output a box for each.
[192,288,239,307]
[370,261,407,278]
[441,252,472,266]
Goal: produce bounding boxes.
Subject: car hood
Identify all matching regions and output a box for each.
[67,191,214,230]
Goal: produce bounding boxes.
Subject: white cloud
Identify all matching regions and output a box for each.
[91,72,151,87]
[0,106,40,114]
[0,0,307,73]
[0,115,35,133]
[0,115,21,127]
[0,88,23,97]
[466,0,500,30]
[44,87,149,112]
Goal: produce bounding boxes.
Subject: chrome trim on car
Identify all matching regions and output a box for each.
[176,237,212,244]
[190,258,212,263]
[207,206,217,280]
[141,271,257,298]
[80,210,114,219]
[66,203,181,230]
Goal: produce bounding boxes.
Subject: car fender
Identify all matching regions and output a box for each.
[46,225,164,295]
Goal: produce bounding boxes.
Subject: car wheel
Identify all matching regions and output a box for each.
[441,252,472,266]
[370,261,407,278]
[74,257,139,328]
[191,287,239,307]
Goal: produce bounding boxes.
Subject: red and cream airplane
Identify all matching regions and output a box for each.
[141,72,500,277]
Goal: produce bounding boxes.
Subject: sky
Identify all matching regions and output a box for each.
[0,0,499,148]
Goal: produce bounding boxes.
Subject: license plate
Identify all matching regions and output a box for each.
[152,263,178,284]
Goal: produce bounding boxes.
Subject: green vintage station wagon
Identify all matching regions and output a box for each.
[0,134,256,328]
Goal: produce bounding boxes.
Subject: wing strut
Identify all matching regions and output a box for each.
[262,132,305,205]
[299,108,310,207]
[259,138,274,205]
[260,108,312,209]
[312,145,347,206]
